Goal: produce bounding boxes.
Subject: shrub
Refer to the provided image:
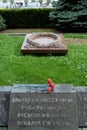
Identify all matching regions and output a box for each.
[0,8,53,28]
[49,0,87,32]
[0,15,6,31]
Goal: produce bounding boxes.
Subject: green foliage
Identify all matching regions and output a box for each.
[10,0,14,4]
[0,8,53,28]
[49,0,87,32]
[0,34,87,86]
[2,0,7,3]
[31,0,35,2]
[0,15,6,31]
[39,0,43,5]
[47,0,51,6]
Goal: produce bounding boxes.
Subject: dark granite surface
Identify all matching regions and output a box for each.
[8,84,78,130]
[0,84,87,129]
[0,87,11,126]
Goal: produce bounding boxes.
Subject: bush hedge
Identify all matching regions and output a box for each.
[0,8,54,28]
[0,7,87,32]
[0,15,6,30]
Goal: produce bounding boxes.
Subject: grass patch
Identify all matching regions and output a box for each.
[0,34,87,86]
[64,33,87,39]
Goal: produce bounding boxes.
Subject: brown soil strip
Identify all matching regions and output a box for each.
[65,38,87,45]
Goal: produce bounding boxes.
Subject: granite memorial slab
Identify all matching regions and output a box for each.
[8,84,78,130]
[75,87,87,128]
[0,127,7,130]
[0,84,87,129]
[21,33,68,55]
[0,86,11,126]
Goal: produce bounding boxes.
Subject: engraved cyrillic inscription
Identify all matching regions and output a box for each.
[8,92,78,130]
[77,92,87,127]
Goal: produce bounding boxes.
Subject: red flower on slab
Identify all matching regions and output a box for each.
[47,86,52,93]
[47,78,55,93]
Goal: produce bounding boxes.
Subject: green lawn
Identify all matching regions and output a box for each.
[64,33,87,39]
[0,34,87,86]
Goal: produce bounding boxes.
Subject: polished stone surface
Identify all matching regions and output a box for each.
[76,87,87,127]
[8,84,78,130]
[0,85,87,129]
[0,87,11,126]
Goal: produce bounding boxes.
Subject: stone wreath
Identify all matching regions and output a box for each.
[27,32,63,48]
